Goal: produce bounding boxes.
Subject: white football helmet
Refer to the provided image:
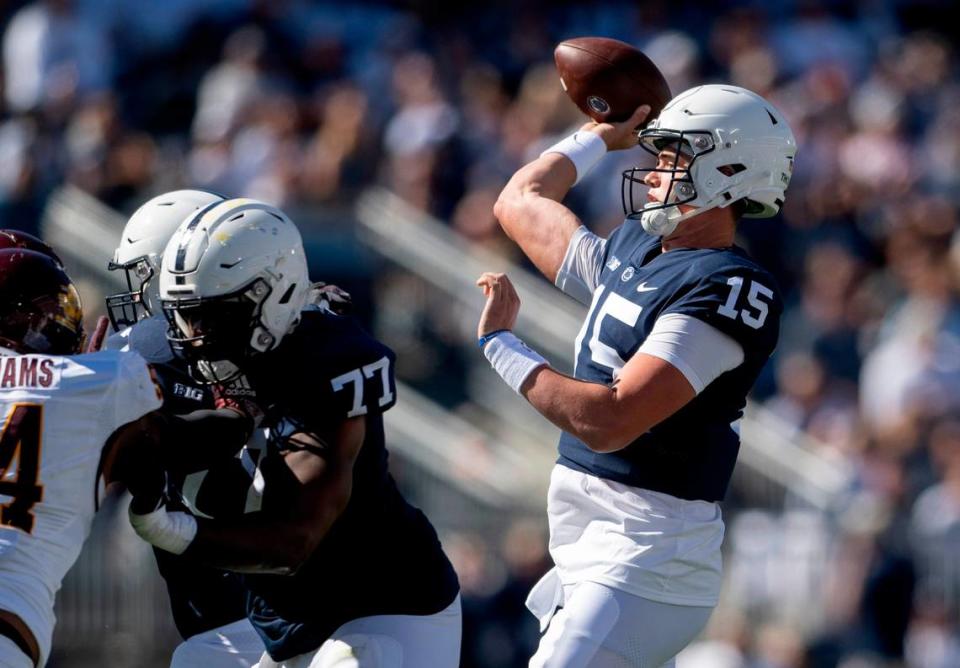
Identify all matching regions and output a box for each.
[158,198,310,382]
[623,84,796,236]
[106,189,225,329]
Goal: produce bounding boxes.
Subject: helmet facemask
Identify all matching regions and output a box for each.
[162,278,273,384]
[621,129,720,236]
[105,256,157,330]
[11,283,86,355]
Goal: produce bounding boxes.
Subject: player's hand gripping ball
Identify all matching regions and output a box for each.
[554,36,671,124]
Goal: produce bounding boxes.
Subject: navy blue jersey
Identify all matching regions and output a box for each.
[236,311,459,661]
[148,359,249,639]
[558,220,782,502]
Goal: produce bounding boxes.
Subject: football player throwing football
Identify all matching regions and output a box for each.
[481,85,795,667]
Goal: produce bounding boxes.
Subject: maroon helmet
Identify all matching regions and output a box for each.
[0,229,63,268]
[0,249,85,355]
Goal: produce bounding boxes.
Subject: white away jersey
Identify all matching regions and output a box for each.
[0,349,162,665]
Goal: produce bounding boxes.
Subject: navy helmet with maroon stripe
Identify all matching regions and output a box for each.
[0,249,85,355]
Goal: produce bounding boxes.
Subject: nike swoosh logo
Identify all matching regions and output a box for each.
[636,282,658,292]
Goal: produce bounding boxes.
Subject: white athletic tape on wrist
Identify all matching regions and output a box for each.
[540,131,607,186]
[129,505,198,555]
[483,331,548,394]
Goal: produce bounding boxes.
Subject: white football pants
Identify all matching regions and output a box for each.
[530,582,713,668]
[170,618,265,668]
[252,595,461,668]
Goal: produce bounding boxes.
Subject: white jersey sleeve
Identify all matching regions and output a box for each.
[110,350,163,429]
[0,350,161,665]
[636,313,744,394]
[555,226,607,306]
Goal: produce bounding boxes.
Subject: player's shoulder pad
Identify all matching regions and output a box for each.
[275,311,397,418]
[285,310,396,379]
[102,327,130,351]
[110,315,174,363]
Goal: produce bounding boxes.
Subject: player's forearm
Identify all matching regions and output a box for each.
[494,154,581,282]
[185,517,313,575]
[521,367,646,453]
[105,408,251,496]
[185,496,348,575]
[162,408,253,473]
[178,423,363,574]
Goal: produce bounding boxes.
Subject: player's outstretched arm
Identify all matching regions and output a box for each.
[493,104,650,283]
[477,272,695,452]
[520,355,695,452]
[103,407,254,483]
[143,417,366,575]
[101,406,256,516]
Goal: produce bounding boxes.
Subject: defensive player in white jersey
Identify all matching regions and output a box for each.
[480,85,795,666]
[106,189,267,668]
[0,247,163,668]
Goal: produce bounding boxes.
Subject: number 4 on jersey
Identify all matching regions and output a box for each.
[0,403,44,533]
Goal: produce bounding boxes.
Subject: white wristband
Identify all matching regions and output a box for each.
[129,505,198,555]
[540,131,607,185]
[483,331,548,394]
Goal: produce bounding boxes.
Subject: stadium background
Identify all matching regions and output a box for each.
[1,0,959,666]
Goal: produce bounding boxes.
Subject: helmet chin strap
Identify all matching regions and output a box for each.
[639,199,723,237]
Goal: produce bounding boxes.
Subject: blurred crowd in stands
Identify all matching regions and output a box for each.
[3,1,960,666]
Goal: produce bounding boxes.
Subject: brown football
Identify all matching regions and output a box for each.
[554,37,672,124]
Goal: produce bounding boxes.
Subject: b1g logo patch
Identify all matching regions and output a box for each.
[172,382,204,402]
[587,96,610,114]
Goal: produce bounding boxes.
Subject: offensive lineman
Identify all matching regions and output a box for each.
[106,190,356,667]
[127,198,461,667]
[480,85,795,666]
[105,190,265,667]
[0,248,163,667]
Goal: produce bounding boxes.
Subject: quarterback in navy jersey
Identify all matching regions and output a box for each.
[482,85,795,667]
[128,198,461,668]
